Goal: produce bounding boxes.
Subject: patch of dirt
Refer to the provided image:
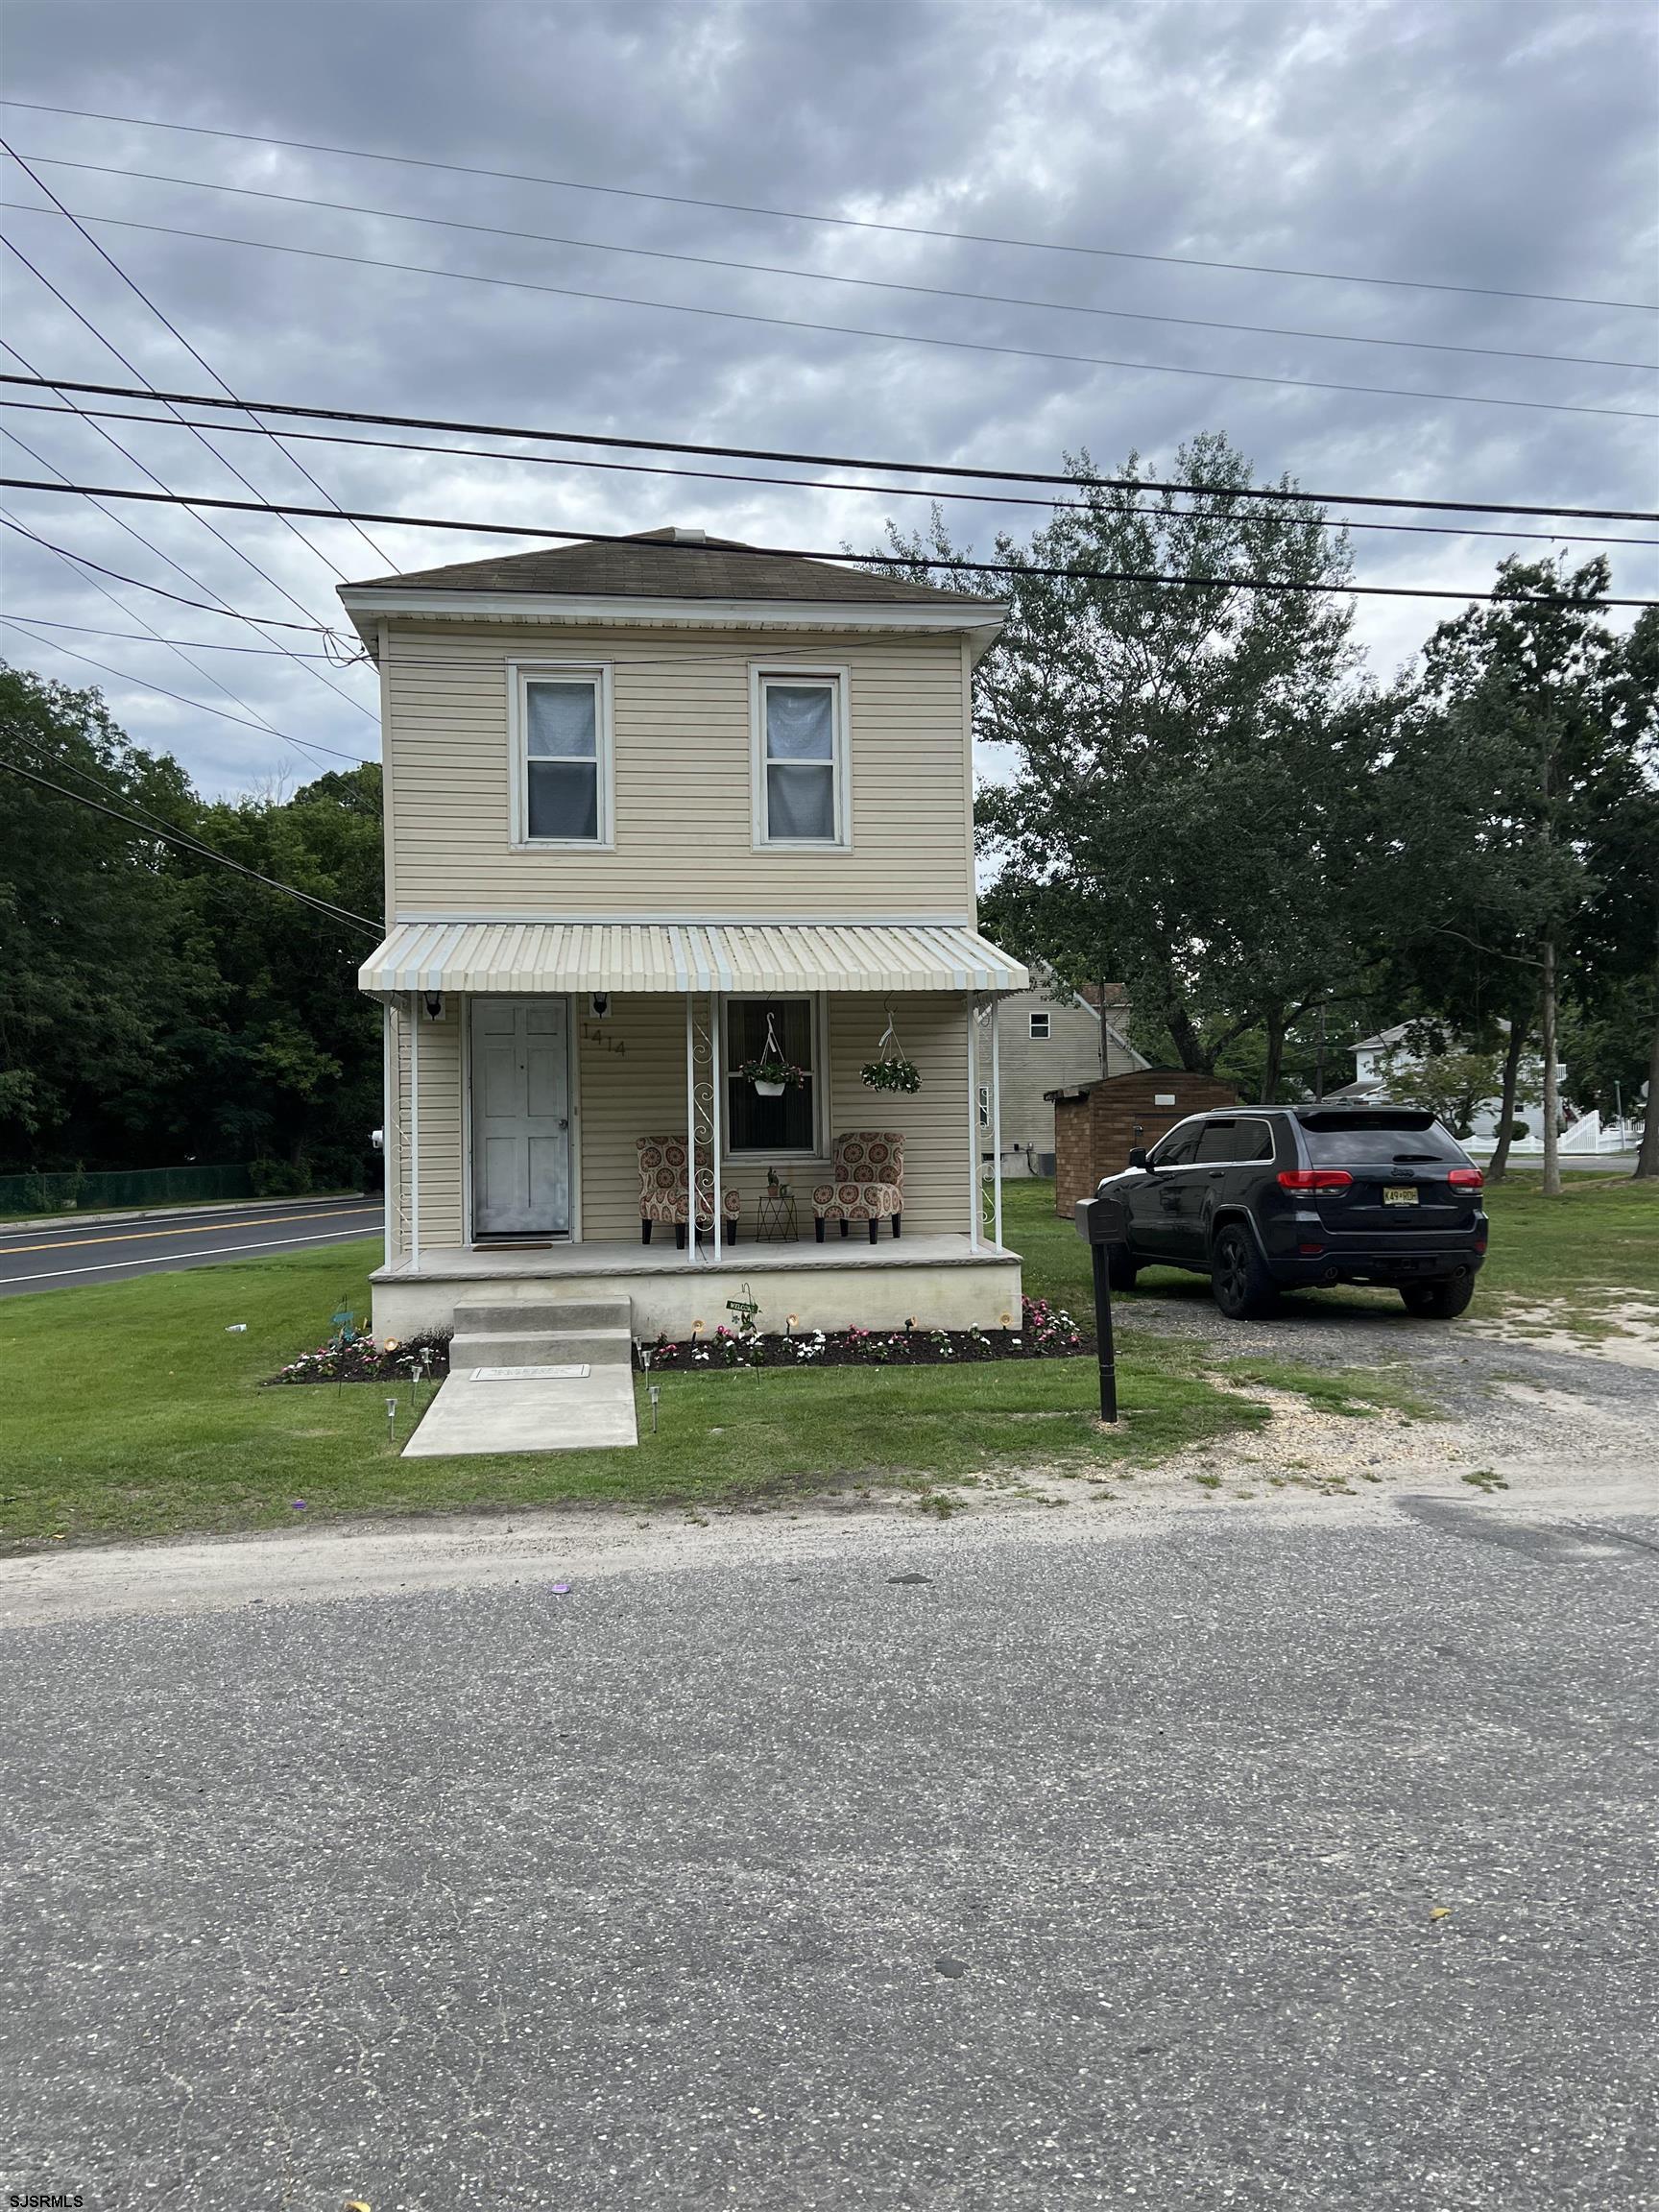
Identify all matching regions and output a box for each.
[1469,1289,1659,1369]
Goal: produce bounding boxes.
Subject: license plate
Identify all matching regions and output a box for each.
[1383,1186,1419,1206]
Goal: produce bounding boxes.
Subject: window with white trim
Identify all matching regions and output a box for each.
[752,669,848,847]
[724,997,821,1155]
[1029,1011,1051,1040]
[512,664,611,845]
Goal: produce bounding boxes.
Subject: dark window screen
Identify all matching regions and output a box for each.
[1152,1124,1201,1167]
[1196,1119,1275,1163]
[1300,1115,1464,1165]
[728,999,815,1152]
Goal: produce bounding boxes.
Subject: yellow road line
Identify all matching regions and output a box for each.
[0,1205,378,1258]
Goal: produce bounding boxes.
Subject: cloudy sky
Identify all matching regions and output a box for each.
[1,0,1654,796]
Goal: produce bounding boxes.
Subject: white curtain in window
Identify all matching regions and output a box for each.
[526,681,599,840]
[765,684,835,841]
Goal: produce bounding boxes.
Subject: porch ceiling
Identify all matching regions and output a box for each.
[359,920,1027,999]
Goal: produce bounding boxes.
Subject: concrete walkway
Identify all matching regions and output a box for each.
[402,1292,638,1455]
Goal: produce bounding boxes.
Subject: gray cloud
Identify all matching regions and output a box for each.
[1,0,1653,792]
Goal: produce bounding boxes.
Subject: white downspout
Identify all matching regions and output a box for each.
[966,994,981,1254]
[991,998,1003,1252]
[408,991,421,1274]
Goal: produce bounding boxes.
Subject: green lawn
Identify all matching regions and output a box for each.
[10,1170,1649,1551]
[0,1241,1265,1550]
[1005,1171,1659,1325]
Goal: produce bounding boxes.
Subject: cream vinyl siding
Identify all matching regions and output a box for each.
[382,625,973,918]
[826,995,970,1238]
[392,1004,466,1250]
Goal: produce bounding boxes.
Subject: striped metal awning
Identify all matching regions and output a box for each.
[359,920,1027,998]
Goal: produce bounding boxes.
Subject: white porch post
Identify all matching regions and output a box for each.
[408,991,421,1274]
[991,998,1004,1250]
[685,993,698,1267]
[966,993,981,1253]
[709,989,723,1262]
[381,1000,397,1270]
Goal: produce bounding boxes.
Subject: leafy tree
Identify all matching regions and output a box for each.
[875,436,1374,1093]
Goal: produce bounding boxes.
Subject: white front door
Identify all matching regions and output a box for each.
[471,998,571,1237]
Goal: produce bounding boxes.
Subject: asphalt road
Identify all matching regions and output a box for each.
[2,1488,1655,2209]
[0,1194,385,1296]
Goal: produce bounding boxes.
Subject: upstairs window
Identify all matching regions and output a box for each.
[752,668,849,848]
[1029,1011,1051,1040]
[513,664,612,846]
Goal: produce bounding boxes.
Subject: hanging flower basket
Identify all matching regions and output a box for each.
[861,1054,922,1094]
[861,1009,921,1094]
[736,1055,807,1097]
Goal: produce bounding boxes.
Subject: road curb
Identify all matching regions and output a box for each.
[0,1191,371,1234]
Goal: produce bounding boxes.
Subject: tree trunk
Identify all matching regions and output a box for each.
[1164,995,1210,1074]
[1485,1007,1531,1186]
[1261,1006,1286,1103]
[1540,937,1562,1197]
[1636,924,1659,1181]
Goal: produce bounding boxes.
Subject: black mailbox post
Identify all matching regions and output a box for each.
[1072,1189,1120,1424]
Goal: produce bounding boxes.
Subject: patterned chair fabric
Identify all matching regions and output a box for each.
[637,1136,741,1238]
[813,1132,904,1240]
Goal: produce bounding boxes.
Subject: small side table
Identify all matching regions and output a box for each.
[754,1189,799,1242]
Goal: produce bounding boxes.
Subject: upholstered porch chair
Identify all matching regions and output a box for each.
[812,1131,904,1243]
[637,1136,741,1247]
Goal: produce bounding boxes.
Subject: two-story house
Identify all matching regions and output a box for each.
[345,529,1027,1354]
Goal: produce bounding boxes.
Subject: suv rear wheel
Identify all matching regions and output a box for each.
[1211,1225,1279,1321]
[1400,1275,1475,1320]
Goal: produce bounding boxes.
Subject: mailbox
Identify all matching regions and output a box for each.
[1071,1183,1121,1424]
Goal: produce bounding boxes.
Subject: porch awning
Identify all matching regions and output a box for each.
[359,920,1027,998]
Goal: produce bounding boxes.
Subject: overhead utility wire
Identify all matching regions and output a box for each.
[3,611,342,658]
[3,203,1650,426]
[9,476,1655,609]
[6,394,1650,550]
[0,754,382,934]
[0,235,375,719]
[0,361,344,749]
[0,510,335,631]
[19,155,1654,377]
[0,135,396,571]
[8,372,1651,525]
[0,473,338,753]
[5,96,1653,315]
[0,614,374,769]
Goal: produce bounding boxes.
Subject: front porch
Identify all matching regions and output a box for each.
[372,1230,1023,1342]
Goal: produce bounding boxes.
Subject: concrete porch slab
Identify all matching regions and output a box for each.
[402,1364,637,1456]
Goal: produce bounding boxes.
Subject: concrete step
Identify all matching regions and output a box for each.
[449,1328,634,1370]
[451,1297,633,1335]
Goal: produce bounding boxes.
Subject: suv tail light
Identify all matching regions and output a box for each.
[1448,1166,1484,1189]
[1277,1168,1353,1191]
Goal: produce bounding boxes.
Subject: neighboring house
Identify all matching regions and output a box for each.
[989,975,1145,1177]
[1328,1021,1561,1144]
[343,529,1028,1344]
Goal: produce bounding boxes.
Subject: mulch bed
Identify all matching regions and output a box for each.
[266,1305,1094,1384]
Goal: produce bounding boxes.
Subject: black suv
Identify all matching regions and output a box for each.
[1093,1106,1488,1320]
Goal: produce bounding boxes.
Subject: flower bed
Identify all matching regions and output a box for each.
[267,1333,452,1385]
[636,1295,1091,1370]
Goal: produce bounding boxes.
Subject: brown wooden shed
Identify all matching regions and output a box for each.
[1045,1068,1238,1216]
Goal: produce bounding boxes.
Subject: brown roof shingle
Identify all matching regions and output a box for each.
[343,528,1002,607]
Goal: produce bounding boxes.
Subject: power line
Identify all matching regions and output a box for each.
[8,472,1656,609]
[0,614,375,768]
[0,134,397,570]
[0,509,339,631]
[5,200,1653,426]
[0,752,382,934]
[6,392,1652,550]
[0,233,377,721]
[18,153,1656,378]
[5,95,1653,316]
[1,610,342,657]
[5,371,1654,524]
